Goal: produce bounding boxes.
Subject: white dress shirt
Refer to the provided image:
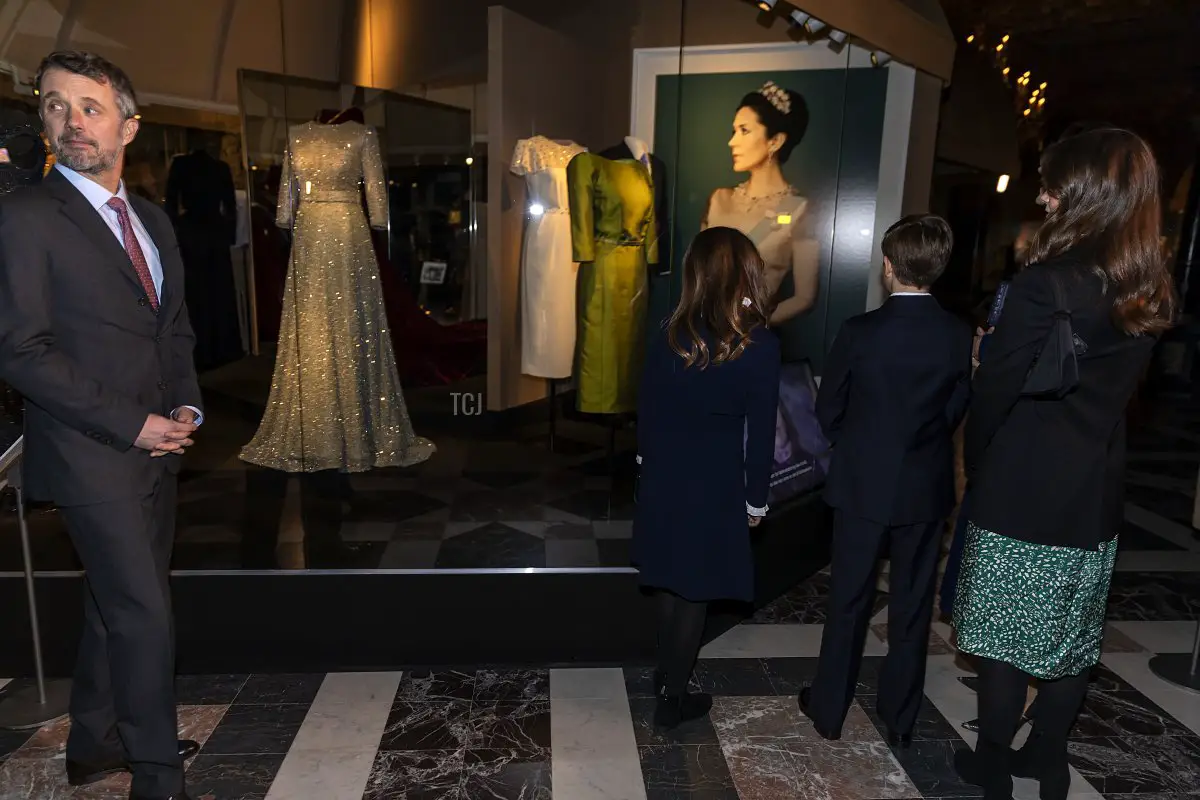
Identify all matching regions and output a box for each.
[56,164,203,425]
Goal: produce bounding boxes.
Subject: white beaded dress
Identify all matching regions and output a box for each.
[240,121,435,472]
[510,135,586,378]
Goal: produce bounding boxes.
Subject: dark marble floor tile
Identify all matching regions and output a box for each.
[1126,484,1198,526]
[183,753,285,800]
[751,572,889,624]
[1107,572,1200,621]
[0,726,33,764]
[396,671,476,702]
[543,521,593,540]
[233,674,325,705]
[1073,688,1193,738]
[350,490,449,524]
[200,704,309,755]
[890,739,986,798]
[460,471,542,491]
[175,674,249,705]
[629,697,722,747]
[448,490,548,523]
[364,749,465,800]
[638,744,740,799]
[463,749,552,799]
[1118,519,1186,551]
[1069,735,1200,795]
[545,489,617,521]
[468,701,551,753]
[857,692,961,741]
[762,656,883,697]
[379,701,472,751]
[435,523,547,569]
[693,658,776,696]
[472,670,549,703]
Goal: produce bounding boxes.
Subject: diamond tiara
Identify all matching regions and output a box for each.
[757,81,791,115]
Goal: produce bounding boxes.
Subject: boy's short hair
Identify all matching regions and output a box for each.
[881,214,954,289]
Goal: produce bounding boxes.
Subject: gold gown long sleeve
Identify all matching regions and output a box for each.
[240,121,435,472]
[566,151,657,414]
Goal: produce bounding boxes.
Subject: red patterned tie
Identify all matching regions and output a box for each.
[106,197,158,310]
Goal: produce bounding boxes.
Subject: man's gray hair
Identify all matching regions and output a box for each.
[35,50,138,119]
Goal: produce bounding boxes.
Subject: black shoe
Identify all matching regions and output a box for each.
[653,689,712,730]
[1011,733,1070,800]
[67,740,201,787]
[954,744,1015,800]
[887,729,912,749]
[961,714,1030,734]
[798,686,840,741]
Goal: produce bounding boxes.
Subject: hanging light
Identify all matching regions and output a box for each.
[996,174,1010,193]
[871,51,892,67]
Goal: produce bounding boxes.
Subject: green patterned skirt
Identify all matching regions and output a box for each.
[953,522,1118,680]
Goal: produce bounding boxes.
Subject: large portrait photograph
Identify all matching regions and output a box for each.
[640,47,892,374]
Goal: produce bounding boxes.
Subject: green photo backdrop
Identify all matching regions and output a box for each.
[649,67,889,372]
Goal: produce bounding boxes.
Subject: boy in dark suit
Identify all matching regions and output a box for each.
[800,214,971,745]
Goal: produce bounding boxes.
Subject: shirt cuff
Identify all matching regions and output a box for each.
[747,502,769,517]
[635,454,643,464]
[173,406,204,426]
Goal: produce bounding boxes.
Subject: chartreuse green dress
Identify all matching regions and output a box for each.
[566,152,658,414]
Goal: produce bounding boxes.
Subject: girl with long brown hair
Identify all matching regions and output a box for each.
[632,225,781,730]
[953,127,1175,800]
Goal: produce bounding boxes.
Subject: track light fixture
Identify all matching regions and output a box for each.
[757,0,777,10]
[870,51,892,67]
[789,9,810,27]
[828,29,848,45]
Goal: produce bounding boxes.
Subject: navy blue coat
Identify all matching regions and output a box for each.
[632,321,781,602]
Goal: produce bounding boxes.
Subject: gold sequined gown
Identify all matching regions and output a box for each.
[240,121,435,472]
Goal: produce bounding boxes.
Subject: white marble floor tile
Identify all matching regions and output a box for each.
[550,670,646,800]
[1124,503,1199,550]
[265,672,401,800]
[1101,652,1200,737]
[700,623,887,659]
[551,668,627,701]
[1110,620,1200,653]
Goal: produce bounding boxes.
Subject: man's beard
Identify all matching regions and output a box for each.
[52,131,120,175]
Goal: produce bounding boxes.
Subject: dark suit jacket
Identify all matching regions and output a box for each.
[817,295,972,526]
[965,255,1156,550]
[165,150,237,244]
[0,168,202,505]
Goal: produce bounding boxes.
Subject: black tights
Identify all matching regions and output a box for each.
[977,656,1089,752]
[655,591,708,696]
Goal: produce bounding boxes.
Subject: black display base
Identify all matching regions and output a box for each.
[0,679,71,730]
[0,491,830,675]
[1148,653,1200,695]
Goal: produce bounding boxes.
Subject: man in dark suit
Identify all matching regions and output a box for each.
[0,51,203,800]
[800,214,972,745]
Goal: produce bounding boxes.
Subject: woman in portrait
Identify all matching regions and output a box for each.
[703,81,820,325]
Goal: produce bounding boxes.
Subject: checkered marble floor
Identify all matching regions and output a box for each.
[3,389,1200,798]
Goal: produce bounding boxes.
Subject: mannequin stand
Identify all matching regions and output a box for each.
[1148,621,1200,694]
[0,446,71,730]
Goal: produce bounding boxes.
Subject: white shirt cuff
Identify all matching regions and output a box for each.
[174,406,204,426]
[635,454,643,464]
[747,502,768,517]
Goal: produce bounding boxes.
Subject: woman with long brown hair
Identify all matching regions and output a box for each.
[953,127,1175,800]
[632,225,781,730]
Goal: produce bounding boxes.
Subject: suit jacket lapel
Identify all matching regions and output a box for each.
[44,170,152,305]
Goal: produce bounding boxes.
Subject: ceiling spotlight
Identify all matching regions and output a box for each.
[1002,34,1011,43]
[1024,108,1031,117]
[1039,82,1048,90]
[966,34,975,44]
[1023,71,1031,77]
[1038,97,1046,106]
[1002,67,1011,75]
[804,16,827,34]
[789,9,810,27]
[757,0,776,10]
[828,29,848,45]
[1032,89,1040,97]
[871,51,892,67]
[465,156,474,165]
[996,174,1010,193]
[529,203,545,216]
[996,43,1004,52]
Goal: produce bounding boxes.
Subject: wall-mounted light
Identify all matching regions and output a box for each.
[996,174,1010,193]
[828,29,848,45]
[871,51,892,67]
